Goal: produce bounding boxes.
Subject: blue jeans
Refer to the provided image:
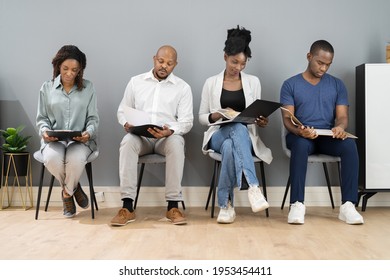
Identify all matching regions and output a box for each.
[286,133,359,204]
[209,123,259,208]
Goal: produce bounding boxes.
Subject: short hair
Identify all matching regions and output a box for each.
[309,40,334,55]
[52,45,87,90]
[223,25,252,58]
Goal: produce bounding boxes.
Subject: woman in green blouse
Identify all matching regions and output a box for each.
[36,45,99,218]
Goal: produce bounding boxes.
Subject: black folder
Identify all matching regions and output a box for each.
[209,99,281,126]
[129,124,164,138]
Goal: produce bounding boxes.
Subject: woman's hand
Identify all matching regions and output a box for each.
[255,116,269,128]
[74,131,90,143]
[209,112,224,123]
[42,131,57,142]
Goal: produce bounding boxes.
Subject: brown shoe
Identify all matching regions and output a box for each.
[166,208,187,225]
[110,208,136,226]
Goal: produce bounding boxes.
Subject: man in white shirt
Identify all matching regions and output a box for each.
[111,45,193,226]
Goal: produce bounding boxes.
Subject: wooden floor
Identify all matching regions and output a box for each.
[0,205,389,260]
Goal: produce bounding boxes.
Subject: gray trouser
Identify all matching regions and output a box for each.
[119,133,185,201]
[41,141,92,196]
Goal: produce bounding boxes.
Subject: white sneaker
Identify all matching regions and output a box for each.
[248,186,269,212]
[339,201,364,225]
[217,204,236,224]
[288,201,305,224]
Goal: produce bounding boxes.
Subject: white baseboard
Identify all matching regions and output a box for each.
[2,185,390,208]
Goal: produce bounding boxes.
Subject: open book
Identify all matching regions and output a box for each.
[280,107,357,138]
[122,106,163,138]
[46,130,82,141]
[209,99,281,126]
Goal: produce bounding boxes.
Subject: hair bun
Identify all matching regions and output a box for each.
[227,25,251,45]
[224,25,252,58]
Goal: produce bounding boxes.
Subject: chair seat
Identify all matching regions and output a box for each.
[283,149,340,163]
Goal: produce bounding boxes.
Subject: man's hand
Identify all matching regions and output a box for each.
[298,126,318,139]
[332,126,347,140]
[147,125,173,139]
[123,122,132,133]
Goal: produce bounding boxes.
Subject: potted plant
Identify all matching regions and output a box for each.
[0,125,32,177]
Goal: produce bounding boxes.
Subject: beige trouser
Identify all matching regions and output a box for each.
[41,141,92,196]
[119,133,185,201]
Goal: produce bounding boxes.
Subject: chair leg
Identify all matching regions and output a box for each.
[205,160,218,211]
[281,176,291,210]
[210,161,220,218]
[134,163,145,210]
[35,163,46,220]
[45,175,55,212]
[322,163,335,209]
[85,162,98,219]
[258,162,269,217]
[204,160,219,218]
[337,161,342,191]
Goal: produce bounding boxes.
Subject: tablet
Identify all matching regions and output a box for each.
[46,130,82,141]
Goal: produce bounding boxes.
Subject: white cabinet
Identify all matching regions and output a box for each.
[356,63,390,209]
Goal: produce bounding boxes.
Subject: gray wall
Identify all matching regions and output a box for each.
[1,0,390,187]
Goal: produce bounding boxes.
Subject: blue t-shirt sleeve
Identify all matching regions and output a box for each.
[280,78,295,106]
[335,78,349,106]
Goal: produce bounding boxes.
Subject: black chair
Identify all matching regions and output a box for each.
[135,153,185,210]
[205,152,269,218]
[33,150,99,219]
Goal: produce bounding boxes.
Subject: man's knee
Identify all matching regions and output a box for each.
[120,133,141,153]
[165,135,185,151]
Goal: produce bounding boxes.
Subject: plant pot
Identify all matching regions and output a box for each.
[2,152,30,177]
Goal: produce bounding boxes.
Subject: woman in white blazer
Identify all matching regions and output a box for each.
[199,26,272,223]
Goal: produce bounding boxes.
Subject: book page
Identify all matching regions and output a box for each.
[214,108,239,120]
[315,129,357,139]
[123,106,151,126]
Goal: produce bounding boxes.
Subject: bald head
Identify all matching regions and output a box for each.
[153,45,178,80]
[156,45,177,60]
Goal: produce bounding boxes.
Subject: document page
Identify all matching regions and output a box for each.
[123,106,152,126]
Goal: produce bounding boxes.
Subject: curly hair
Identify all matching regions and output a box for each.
[223,25,252,58]
[52,45,87,90]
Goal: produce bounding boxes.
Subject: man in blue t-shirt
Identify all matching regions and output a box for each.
[280,40,364,225]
